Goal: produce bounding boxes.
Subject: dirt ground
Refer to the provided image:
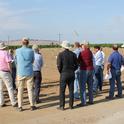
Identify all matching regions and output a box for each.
[1,48,124,124]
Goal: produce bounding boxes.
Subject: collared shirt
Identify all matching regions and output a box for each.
[33,52,43,71]
[15,46,34,77]
[94,50,103,66]
[108,51,124,70]
[79,48,94,70]
[57,49,78,73]
[73,48,82,58]
[0,50,12,71]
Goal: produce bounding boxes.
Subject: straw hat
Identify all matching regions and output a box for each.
[61,40,71,49]
[0,42,7,50]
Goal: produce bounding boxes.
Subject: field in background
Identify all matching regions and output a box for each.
[1,47,124,124]
[41,47,124,83]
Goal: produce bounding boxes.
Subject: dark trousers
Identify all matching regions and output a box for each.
[12,67,16,90]
[60,73,74,108]
[34,71,42,101]
[93,66,103,91]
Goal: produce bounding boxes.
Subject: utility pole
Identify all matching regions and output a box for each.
[7,36,10,45]
[57,33,62,44]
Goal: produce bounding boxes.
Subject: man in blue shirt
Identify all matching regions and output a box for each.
[32,45,43,104]
[15,37,36,111]
[106,45,124,99]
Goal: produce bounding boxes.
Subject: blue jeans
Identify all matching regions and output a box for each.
[109,69,122,97]
[79,70,93,105]
[93,66,103,92]
[74,69,80,98]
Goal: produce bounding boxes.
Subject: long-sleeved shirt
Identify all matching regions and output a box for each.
[15,46,34,77]
[94,50,103,66]
[57,49,78,74]
[33,52,43,71]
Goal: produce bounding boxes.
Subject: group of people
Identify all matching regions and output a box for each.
[0,37,43,112]
[0,38,124,112]
[57,40,124,110]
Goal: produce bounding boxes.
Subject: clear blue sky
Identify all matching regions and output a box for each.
[0,0,124,43]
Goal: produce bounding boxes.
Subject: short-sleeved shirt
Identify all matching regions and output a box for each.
[108,51,124,70]
[15,46,34,77]
[0,50,12,71]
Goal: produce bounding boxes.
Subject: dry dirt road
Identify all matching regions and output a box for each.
[1,81,124,124]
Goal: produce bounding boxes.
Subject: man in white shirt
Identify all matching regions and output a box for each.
[93,46,103,93]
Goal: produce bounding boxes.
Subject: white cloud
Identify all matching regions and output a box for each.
[0,1,44,31]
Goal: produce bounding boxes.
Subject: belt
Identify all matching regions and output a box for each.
[34,71,41,72]
[0,70,10,72]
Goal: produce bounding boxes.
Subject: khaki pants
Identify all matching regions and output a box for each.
[0,71,16,106]
[17,76,34,108]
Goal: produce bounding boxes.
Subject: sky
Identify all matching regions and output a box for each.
[0,0,124,43]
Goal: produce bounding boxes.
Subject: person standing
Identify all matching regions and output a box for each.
[0,42,17,107]
[77,41,94,106]
[93,46,103,93]
[106,45,124,99]
[32,45,43,104]
[57,40,78,110]
[9,49,17,91]
[15,37,36,111]
[100,47,105,88]
[73,42,82,99]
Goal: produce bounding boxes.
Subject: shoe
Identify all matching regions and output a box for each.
[87,102,94,105]
[12,103,18,107]
[57,107,64,111]
[35,99,42,104]
[74,97,80,100]
[17,107,23,112]
[30,106,37,111]
[76,103,86,107]
[69,106,74,109]
[115,95,122,98]
[105,96,114,100]
[0,104,6,108]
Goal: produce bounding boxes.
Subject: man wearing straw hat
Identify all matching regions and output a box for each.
[15,37,36,111]
[0,42,17,107]
[57,40,78,110]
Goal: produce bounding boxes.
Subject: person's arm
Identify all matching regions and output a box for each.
[8,62,12,73]
[107,54,112,74]
[107,62,111,74]
[74,54,78,71]
[57,53,62,73]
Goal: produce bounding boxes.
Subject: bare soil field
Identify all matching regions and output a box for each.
[1,48,124,124]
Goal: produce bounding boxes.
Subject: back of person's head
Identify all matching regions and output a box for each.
[83,40,89,48]
[74,42,80,48]
[112,44,118,51]
[9,49,14,54]
[94,45,100,50]
[21,37,29,46]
